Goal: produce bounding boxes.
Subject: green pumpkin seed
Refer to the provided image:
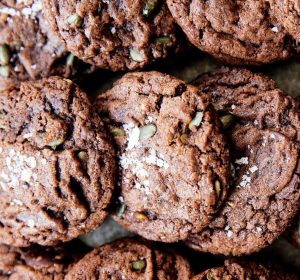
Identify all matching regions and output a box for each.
[135,212,148,220]
[155,36,172,44]
[215,180,221,198]
[188,112,203,130]
[226,201,234,208]
[67,14,83,27]
[143,0,159,17]
[130,49,145,62]
[66,53,75,66]
[0,45,10,65]
[206,271,214,280]
[132,259,146,271]
[139,124,156,140]
[47,138,65,148]
[220,114,234,130]
[110,127,125,137]
[0,65,10,77]
[78,151,88,163]
[116,203,126,217]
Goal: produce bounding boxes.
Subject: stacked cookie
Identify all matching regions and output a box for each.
[0,0,97,91]
[94,68,300,257]
[1,0,300,85]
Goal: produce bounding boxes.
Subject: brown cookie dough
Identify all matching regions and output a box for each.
[187,67,300,255]
[269,0,300,42]
[167,0,294,65]
[0,243,81,280]
[0,0,95,90]
[42,0,182,71]
[192,259,297,280]
[95,71,230,242]
[0,76,117,247]
[65,238,191,279]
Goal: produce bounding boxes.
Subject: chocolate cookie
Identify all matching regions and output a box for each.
[0,0,95,90]
[42,0,182,71]
[192,259,297,280]
[167,0,294,65]
[269,0,300,41]
[0,77,117,247]
[96,71,230,242]
[0,244,81,279]
[65,238,191,279]
[187,67,300,255]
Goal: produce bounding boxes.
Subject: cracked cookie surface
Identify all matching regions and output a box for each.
[65,238,191,280]
[187,67,300,256]
[269,0,300,41]
[167,0,294,64]
[0,243,82,279]
[95,71,230,242]
[0,76,117,247]
[193,259,297,280]
[42,0,182,71]
[0,0,95,90]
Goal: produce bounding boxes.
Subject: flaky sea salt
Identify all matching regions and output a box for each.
[256,227,262,233]
[238,175,251,188]
[2,149,38,188]
[0,0,42,19]
[111,27,116,34]
[145,116,154,124]
[235,157,249,165]
[144,148,169,170]
[249,165,258,173]
[123,123,140,150]
[12,199,23,206]
[225,225,233,238]
[27,219,35,228]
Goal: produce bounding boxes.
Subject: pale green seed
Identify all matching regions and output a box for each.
[139,124,156,140]
[0,65,10,77]
[78,151,88,163]
[66,53,75,66]
[135,212,148,220]
[110,127,125,137]
[220,114,234,130]
[206,271,214,280]
[188,112,203,130]
[67,14,83,27]
[215,180,221,198]
[143,0,159,17]
[132,259,146,271]
[226,201,234,208]
[0,45,10,65]
[155,36,172,44]
[130,49,145,62]
[48,138,65,147]
[116,203,126,217]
